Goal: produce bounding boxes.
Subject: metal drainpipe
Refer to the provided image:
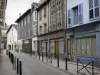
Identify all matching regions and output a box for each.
[64,0,68,70]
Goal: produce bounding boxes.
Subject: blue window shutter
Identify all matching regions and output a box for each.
[68,9,72,27]
[78,3,83,24]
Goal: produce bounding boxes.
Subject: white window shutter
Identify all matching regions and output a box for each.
[78,3,83,24]
[68,9,72,27]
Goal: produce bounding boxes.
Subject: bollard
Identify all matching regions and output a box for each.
[65,57,68,70]
[92,61,94,75]
[57,54,59,67]
[39,52,40,60]
[51,53,52,64]
[12,54,13,64]
[42,52,43,61]
[16,58,19,74]
[19,61,22,75]
[77,59,78,74]
[8,52,10,58]
[14,57,16,70]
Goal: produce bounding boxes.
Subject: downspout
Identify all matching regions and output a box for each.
[64,0,68,70]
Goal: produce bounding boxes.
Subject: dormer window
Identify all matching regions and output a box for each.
[89,0,99,19]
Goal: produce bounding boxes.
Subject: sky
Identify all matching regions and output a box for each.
[5,0,40,25]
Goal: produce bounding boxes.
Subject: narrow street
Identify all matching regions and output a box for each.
[10,51,70,75]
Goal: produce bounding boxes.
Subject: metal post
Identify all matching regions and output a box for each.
[77,59,78,74]
[19,61,22,75]
[12,54,13,64]
[65,57,68,70]
[14,57,16,70]
[17,58,19,74]
[39,52,40,60]
[42,52,43,61]
[51,53,52,64]
[92,61,94,75]
[64,0,68,71]
[57,54,59,67]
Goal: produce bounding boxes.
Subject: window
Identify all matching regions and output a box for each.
[91,37,96,56]
[34,41,36,49]
[86,38,91,56]
[68,4,83,27]
[44,7,47,18]
[39,26,42,34]
[21,20,23,27]
[25,32,26,38]
[56,0,61,5]
[28,29,30,37]
[24,18,26,25]
[44,23,47,33]
[39,10,42,21]
[0,0,4,9]
[20,22,21,27]
[89,0,100,19]
[33,12,37,21]
[80,38,85,56]
[35,12,37,20]
[27,15,30,23]
[0,11,3,18]
[57,10,62,27]
[50,40,55,53]
[32,25,36,35]
[76,39,81,56]
[18,23,20,29]
[73,6,78,25]
[59,40,64,54]
[51,0,55,8]
[51,14,56,29]
[76,37,96,57]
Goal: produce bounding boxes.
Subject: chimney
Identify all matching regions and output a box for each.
[19,13,21,17]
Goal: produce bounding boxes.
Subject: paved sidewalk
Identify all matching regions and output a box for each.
[32,54,100,75]
[0,53,17,75]
[9,50,70,75]
[9,50,100,75]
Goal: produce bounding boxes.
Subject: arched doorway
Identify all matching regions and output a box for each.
[8,45,11,50]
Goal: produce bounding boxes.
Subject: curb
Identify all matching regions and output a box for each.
[34,57,78,75]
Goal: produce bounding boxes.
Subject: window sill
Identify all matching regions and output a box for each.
[89,17,100,23]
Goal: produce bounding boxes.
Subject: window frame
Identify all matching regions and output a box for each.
[44,7,47,18]
[76,37,96,57]
[32,25,37,35]
[89,0,100,20]
[68,4,83,28]
[39,10,42,21]
[57,10,62,27]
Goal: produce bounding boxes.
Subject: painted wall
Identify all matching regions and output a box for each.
[67,0,90,27]
[37,4,49,35]
[32,37,37,52]
[18,40,22,52]
[7,26,18,50]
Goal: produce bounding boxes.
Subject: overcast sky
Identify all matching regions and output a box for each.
[5,0,39,25]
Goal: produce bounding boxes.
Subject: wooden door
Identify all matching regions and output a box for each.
[55,40,59,58]
[67,39,74,61]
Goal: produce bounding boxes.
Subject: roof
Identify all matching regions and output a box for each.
[1,25,10,30]
[32,2,40,7]
[15,9,31,22]
[6,24,18,34]
[37,0,49,11]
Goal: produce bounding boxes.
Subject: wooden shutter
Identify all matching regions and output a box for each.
[78,3,83,24]
[68,9,72,27]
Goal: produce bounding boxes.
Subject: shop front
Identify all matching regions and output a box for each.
[22,39,32,54]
